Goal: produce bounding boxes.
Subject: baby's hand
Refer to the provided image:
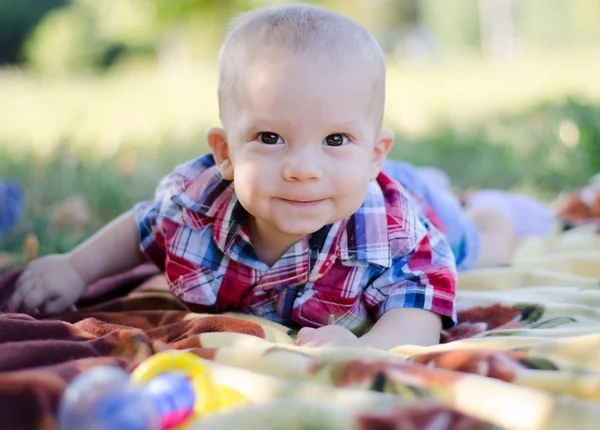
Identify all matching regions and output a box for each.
[7,254,87,315]
[296,325,365,348]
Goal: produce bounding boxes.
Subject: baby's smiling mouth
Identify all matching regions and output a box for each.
[278,198,326,207]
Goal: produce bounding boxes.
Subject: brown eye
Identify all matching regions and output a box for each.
[324,134,347,147]
[258,132,282,145]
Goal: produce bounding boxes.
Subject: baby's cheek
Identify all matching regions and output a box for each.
[233,165,264,203]
[235,162,271,192]
[338,178,369,213]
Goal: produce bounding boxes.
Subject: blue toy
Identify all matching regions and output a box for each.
[145,373,196,429]
[58,352,248,430]
[58,365,160,430]
[0,179,24,233]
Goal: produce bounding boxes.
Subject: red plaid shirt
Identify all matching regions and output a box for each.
[134,155,457,332]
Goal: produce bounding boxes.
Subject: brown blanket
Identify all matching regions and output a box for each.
[0,265,290,430]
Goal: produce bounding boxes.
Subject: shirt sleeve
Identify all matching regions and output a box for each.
[132,170,183,270]
[363,217,458,329]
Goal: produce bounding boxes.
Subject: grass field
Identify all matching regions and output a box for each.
[1,49,600,262]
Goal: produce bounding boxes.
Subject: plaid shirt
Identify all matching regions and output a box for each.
[134,154,457,332]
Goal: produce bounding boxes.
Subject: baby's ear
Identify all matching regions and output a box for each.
[207,127,234,180]
[370,130,394,180]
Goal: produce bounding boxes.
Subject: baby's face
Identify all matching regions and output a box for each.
[215,55,391,243]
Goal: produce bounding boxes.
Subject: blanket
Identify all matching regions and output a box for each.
[1,225,600,430]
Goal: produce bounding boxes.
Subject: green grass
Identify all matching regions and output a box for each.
[0,138,203,257]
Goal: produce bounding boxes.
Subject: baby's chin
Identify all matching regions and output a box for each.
[275,221,327,237]
[271,215,344,238]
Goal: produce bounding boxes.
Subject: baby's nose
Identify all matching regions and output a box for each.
[281,150,322,182]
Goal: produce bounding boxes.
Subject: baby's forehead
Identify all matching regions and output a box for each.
[218,5,386,124]
[223,45,380,98]
[225,53,376,106]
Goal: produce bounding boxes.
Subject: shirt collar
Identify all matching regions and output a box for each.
[336,176,392,268]
[171,155,393,268]
[170,155,245,256]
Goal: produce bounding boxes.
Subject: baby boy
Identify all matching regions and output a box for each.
[8,4,457,349]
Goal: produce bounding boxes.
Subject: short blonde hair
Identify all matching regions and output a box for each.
[218,4,386,126]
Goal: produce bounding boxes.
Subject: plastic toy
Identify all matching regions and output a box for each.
[145,373,196,429]
[59,352,248,430]
[58,365,159,430]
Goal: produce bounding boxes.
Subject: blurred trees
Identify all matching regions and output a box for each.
[24,0,159,74]
[0,0,67,64]
[15,0,328,74]
[1,0,600,74]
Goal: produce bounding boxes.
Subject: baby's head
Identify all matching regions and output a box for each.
[208,4,394,244]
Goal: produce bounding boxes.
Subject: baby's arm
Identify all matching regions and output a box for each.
[359,308,442,348]
[67,210,145,285]
[8,211,146,314]
[296,308,441,349]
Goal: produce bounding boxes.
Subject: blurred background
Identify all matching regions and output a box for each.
[1,0,600,262]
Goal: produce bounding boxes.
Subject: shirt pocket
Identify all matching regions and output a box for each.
[165,254,222,307]
[166,224,215,266]
[164,225,223,307]
[293,265,368,327]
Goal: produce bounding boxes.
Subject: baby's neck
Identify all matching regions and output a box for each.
[253,240,292,267]
[247,217,307,267]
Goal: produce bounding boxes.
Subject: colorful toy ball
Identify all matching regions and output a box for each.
[131,351,219,417]
[145,373,196,430]
[131,350,250,428]
[58,365,160,430]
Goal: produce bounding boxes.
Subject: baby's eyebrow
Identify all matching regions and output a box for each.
[243,115,293,130]
[241,115,362,136]
[325,121,360,131]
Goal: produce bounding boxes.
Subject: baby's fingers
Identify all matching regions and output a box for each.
[7,271,38,312]
[296,327,316,345]
[21,286,51,314]
[43,295,72,315]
